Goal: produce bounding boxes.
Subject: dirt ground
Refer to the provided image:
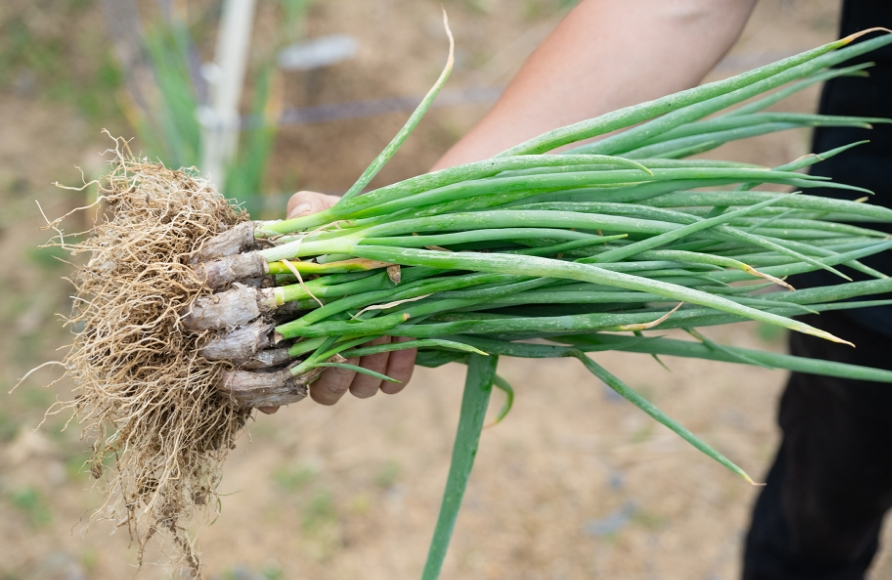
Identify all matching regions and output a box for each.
[2,0,891,579]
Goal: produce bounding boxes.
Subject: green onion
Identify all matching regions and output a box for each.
[180,32,892,579]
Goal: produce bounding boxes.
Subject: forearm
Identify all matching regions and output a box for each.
[432,0,756,170]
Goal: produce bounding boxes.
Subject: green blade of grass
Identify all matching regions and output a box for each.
[487,374,514,427]
[723,62,874,117]
[572,352,755,483]
[422,353,497,580]
[338,13,454,203]
[311,362,400,382]
[500,33,886,156]
[560,334,892,383]
[339,339,487,358]
[259,154,654,235]
[569,34,892,156]
[586,194,789,263]
[337,245,851,344]
[646,189,892,221]
[630,111,882,148]
[625,122,801,159]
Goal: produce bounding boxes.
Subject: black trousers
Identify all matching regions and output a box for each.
[743,312,892,579]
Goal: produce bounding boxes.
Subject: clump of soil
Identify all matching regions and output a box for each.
[49,139,251,576]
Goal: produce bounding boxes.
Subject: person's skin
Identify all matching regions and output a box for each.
[278,0,757,410]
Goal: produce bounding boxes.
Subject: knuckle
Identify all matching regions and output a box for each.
[318,369,351,394]
[349,382,379,399]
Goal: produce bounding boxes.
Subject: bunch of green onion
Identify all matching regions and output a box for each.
[184,30,892,579]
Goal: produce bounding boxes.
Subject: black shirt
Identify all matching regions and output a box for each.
[795,0,892,336]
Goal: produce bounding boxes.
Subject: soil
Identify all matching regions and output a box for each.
[3,0,891,579]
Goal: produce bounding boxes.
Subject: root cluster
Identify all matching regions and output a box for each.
[53,143,251,575]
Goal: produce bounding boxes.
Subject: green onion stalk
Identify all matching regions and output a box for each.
[184,30,892,579]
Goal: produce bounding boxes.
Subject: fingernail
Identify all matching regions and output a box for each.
[289,203,311,218]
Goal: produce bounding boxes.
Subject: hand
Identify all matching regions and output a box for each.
[259,191,417,413]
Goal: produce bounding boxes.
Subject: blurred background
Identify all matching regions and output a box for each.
[2,0,890,578]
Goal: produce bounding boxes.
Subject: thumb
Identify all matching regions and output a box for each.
[287,190,341,219]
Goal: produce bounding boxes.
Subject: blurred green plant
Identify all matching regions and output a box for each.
[272,463,318,492]
[349,493,372,515]
[20,384,53,410]
[224,63,281,211]
[301,489,336,531]
[632,510,668,531]
[522,0,580,20]
[261,562,285,580]
[130,1,312,214]
[0,410,17,443]
[65,454,89,480]
[79,548,99,572]
[8,486,53,527]
[0,5,124,123]
[630,423,655,444]
[25,245,67,271]
[138,20,202,171]
[374,460,402,489]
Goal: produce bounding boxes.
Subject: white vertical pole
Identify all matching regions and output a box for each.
[200,0,257,186]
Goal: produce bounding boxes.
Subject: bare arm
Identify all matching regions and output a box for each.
[433,0,757,169]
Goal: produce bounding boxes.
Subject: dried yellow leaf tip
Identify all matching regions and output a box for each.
[839,27,892,46]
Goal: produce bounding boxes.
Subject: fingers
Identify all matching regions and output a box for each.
[305,337,415,406]
[258,406,279,414]
[279,190,414,409]
[349,336,391,399]
[289,189,347,406]
[381,337,416,395]
[287,190,342,219]
[309,356,359,406]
